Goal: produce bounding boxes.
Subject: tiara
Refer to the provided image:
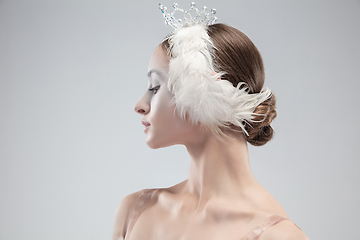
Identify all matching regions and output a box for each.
[159,2,217,29]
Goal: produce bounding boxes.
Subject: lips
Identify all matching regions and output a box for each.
[141,120,151,132]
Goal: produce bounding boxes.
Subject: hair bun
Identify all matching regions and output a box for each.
[245,92,277,146]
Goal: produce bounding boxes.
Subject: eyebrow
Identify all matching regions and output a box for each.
[147,69,165,78]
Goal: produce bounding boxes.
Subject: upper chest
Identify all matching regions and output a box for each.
[125,200,265,240]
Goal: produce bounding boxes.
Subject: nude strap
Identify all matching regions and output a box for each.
[124,189,156,240]
[241,215,299,240]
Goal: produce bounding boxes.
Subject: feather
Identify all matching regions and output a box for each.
[167,24,271,136]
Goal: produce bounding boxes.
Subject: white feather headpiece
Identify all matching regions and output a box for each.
[160,3,272,136]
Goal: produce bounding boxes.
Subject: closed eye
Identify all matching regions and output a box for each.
[148,85,160,94]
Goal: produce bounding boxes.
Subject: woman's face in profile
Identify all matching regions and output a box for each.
[134,46,202,149]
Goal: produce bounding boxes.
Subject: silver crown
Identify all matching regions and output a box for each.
[159,2,217,29]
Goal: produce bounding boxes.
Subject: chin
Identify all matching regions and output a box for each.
[146,137,163,149]
[146,141,161,149]
[146,136,177,149]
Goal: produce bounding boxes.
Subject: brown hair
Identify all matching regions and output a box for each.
[160,23,277,146]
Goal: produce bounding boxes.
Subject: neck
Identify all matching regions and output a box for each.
[182,129,259,206]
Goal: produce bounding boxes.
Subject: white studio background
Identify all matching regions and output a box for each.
[0,0,359,239]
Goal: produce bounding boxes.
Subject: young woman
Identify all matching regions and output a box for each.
[112,4,309,240]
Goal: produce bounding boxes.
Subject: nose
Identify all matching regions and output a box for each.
[134,94,150,115]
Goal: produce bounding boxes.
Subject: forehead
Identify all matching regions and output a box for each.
[148,46,170,73]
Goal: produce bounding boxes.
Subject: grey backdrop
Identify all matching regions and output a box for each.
[0,0,359,239]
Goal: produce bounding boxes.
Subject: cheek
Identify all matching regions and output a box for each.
[152,97,190,136]
[158,103,178,127]
[150,92,176,124]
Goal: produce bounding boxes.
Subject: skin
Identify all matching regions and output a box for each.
[112,47,309,240]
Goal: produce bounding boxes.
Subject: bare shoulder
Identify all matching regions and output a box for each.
[259,220,309,240]
[112,189,148,240]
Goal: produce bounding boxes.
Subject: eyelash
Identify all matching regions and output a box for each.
[148,85,160,94]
